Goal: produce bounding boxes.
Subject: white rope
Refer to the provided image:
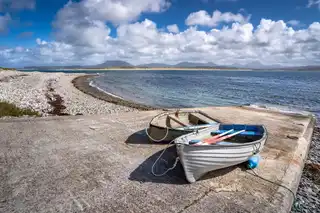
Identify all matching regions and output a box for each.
[145,126,169,142]
[151,141,180,177]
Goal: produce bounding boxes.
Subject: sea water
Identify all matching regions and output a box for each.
[90,70,320,121]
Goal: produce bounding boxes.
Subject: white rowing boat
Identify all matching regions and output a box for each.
[174,124,267,183]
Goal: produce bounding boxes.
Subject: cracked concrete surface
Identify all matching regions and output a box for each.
[0,106,315,213]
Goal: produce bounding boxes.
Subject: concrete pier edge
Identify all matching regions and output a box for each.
[272,115,315,212]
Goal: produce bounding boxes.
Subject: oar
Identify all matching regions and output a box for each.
[192,129,234,145]
[205,129,246,145]
[176,123,219,130]
[209,129,234,140]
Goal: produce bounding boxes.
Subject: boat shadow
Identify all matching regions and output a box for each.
[128,144,242,185]
[125,129,171,145]
[129,145,188,184]
[201,165,243,181]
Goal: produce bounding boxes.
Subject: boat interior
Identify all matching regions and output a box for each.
[153,111,218,129]
[210,124,265,143]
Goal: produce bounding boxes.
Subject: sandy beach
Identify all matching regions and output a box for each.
[0,70,140,116]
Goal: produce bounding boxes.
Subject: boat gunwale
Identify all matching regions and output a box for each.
[175,124,268,148]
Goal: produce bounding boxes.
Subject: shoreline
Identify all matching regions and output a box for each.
[21,67,254,71]
[19,68,320,72]
[71,75,158,111]
[89,81,124,100]
[0,70,139,116]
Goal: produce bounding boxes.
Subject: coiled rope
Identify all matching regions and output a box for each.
[145,126,169,142]
[145,111,180,176]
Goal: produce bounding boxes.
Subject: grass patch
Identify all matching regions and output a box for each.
[0,67,16,71]
[0,101,40,117]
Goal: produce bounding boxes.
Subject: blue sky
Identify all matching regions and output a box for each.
[0,0,320,67]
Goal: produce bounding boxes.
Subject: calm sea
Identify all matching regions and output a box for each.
[90,70,320,120]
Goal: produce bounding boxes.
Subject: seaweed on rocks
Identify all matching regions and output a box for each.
[45,80,70,116]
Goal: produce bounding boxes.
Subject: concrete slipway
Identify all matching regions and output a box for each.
[0,106,315,213]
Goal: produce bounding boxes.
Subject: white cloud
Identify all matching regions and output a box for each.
[307,0,320,9]
[2,18,320,67]
[55,0,170,26]
[52,0,170,50]
[0,0,35,11]
[1,4,320,68]
[0,0,35,34]
[0,13,10,32]
[14,46,24,52]
[167,24,179,33]
[36,38,47,45]
[287,20,301,26]
[186,10,250,27]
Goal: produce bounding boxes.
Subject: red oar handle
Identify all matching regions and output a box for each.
[203,129,234,144]
[205,130,245,145]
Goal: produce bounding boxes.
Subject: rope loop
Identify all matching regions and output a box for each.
[151,141,180,177]
[145,126,169,143]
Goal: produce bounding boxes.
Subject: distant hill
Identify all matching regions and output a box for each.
[232,61,288,70]
[24,60,134,70]
[92,60,133,68]
[138,62,227,68]
[273,65,320,71]
[23,65,82,70]
[174,62,218,68]
[22,60,320,71]
[175,62,242,69]
[138,63,173,68]
[23,61,225,69]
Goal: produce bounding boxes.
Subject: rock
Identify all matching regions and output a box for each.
[291,127,320,212]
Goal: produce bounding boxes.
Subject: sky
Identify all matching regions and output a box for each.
[0,0,319,67]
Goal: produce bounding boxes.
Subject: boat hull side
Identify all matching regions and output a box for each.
[177,138,266,183]
[147,124,192,143]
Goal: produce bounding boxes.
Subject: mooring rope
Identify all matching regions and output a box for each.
[247,169,297,207]
[151,140,180,177]
[145,126,170,142]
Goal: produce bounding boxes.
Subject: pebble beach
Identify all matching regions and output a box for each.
[0,70,137,116]
[0,69,319,212]
[292,126,320,213]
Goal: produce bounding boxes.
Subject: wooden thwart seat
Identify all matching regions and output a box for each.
[167,115,188,127]
[189,112,216,125]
